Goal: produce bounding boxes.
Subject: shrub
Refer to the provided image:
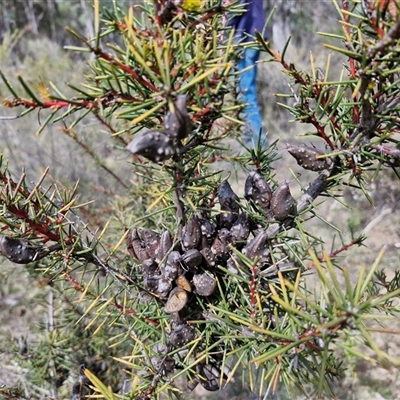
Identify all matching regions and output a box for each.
[1,1,400,399]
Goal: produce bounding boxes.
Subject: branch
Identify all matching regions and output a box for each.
[367,18,400,59]
[371,144,400,166]
[297,169,331,212]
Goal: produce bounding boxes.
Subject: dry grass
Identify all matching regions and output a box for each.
[0,35,131,207]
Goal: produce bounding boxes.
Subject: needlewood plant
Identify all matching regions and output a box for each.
[1,0,400,398]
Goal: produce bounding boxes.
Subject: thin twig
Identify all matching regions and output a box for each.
[367,18,400,59]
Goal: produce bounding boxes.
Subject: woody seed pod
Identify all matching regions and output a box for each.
[200,247,216,268]
[217,180,240,229]
[198,364,220,391]
[155,230,173,262]
[141,259,158,277]
[270,182,297,221]
[151,356,175,373]
[143,275,163,292]
[243,230,269,261]
[187,378,200,391]
[158,277,174,299]
[126,229,149,261]
[165,287,188,313]
[140,229,161,260]
[169,323,195,347]
[230,212,250,245]
[210,228,231,259]
[199,235,211,251]
[176,274,192,292]
[198,217,216,244]
[260,262,297,278]
[126,130,174,162]
[160,251,182,280]
[0,236,39,264]
[181,217,201,250]
[192,273,216,296]
[182,248,203,269]
[244,169,273,211]
[226,256,239,274]
[164,94,192,140]
[287,144,332,171]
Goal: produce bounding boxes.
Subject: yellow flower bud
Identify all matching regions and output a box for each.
[180,0,204,12]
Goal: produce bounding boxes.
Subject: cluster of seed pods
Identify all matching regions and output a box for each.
[126,169,300,391]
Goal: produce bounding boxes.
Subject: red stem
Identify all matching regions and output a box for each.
[306,238,362,269]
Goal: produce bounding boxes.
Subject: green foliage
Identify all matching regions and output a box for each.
[1,0,400,399]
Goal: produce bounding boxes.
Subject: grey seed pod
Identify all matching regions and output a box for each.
[211,228,231,259]
[244,169,273,211]
[181,217,201,250]
[187,377,200,391]
[160,251,182,280]
[151,356,175,373]
[243,230,269,260]
[198,217,216,244]
[287,144,332,171]
[143,275,162,292]
[164,357,176,373]
[126,130,174,163]
[157,277,173,299]
[219,180,240,213]
[0,236,40,264]
[200,247,216,268]
[201,380,219,391]
[260,262,297,278]
[314,337,325,349]
[150,356,161,371]
[169,323,195,347]
[140,229,161,260]
[141,259,159,277]
[199,364,220,391]
[217,180,240,229]
[199,235,211,251]
[270,182,297,221]
[164,94,192,140]
[192,273,216,296]
[230,212,250,245]
[226,256,239,274]
[152,342,168,355]
[256,247,270,265]
[244,174,253,199]
[126,229,149,261]
[155,230,173,262]
[165,287,188,313]
[182,248,203,269]
[176,274,192,292]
